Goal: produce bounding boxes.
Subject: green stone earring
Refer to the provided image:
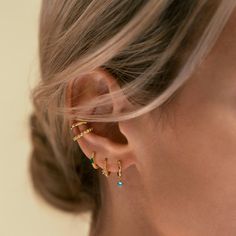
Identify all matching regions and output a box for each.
[89,151,99,169]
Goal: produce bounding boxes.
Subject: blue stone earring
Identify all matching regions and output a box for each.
[117,160,123,187]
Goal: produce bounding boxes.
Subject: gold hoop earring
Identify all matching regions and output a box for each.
[72,127,93,141]
[101,158,111,177]
[89,151,99,169]
[117,160,123,187]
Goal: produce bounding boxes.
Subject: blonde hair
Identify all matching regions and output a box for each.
[30,0,236,222]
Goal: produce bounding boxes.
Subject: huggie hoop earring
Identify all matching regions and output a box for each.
[89,151,99,169]
[73,127,93,141]
[117,160,123,187]
[101,158,111,177]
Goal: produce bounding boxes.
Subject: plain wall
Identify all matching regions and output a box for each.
[0,1,91,235]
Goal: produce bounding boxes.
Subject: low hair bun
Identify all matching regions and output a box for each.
[29,113,100,214]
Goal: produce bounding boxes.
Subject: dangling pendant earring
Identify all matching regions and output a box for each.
[117,160,123,187]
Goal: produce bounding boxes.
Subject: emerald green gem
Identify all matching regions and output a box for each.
[90,158,94,164]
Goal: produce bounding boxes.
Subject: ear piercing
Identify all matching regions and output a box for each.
[70,120,93,141]
[101,158,123,187]
[101,158,111,177]
[72,127,93,141]
[88,152,124,186]
[89,153,123,186]
[89,151,99,169]
[70,120,88,130]
[117,160,123,187]
[70,120,124,187]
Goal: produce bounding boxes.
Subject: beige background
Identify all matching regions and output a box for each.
[0,1,91,235]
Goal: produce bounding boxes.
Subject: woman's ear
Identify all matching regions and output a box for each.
[66,67,136,172]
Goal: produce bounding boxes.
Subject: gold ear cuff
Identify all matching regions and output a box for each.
[70,121,88,130]
[70,120,93,141]
[72,127,93,141]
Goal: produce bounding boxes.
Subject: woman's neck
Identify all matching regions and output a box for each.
[89,165,163,236]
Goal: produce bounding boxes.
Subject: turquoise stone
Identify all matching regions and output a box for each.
[117,181,123,187]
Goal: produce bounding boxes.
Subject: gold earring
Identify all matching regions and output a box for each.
[101,158,111,177]
[70,120,93,141]
[72,127,93,141]
[70,120,88,130]
[89,151,99,169]
[117,160,123,187]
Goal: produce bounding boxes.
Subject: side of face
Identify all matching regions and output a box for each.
[125,8,236,236]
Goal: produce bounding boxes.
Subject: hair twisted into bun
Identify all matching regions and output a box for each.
[29,112,100,214]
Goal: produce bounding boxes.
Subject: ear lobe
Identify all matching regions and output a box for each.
[66,67,136,173]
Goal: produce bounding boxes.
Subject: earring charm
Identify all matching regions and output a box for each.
[101,158,111,177]
[117,160,123,187]
[89,151,99,169]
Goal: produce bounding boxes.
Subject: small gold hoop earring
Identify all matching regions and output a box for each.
[101,158,111,177]
[89,151,99,169]
[117,160,123,187]
[70,120,88,131]
[73,127,93,141]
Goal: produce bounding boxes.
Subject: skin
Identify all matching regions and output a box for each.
[69,8,236,236]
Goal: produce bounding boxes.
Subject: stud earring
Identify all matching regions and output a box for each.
[117,160,123,187]
[89,151,99,169]
[101,158,111,177]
